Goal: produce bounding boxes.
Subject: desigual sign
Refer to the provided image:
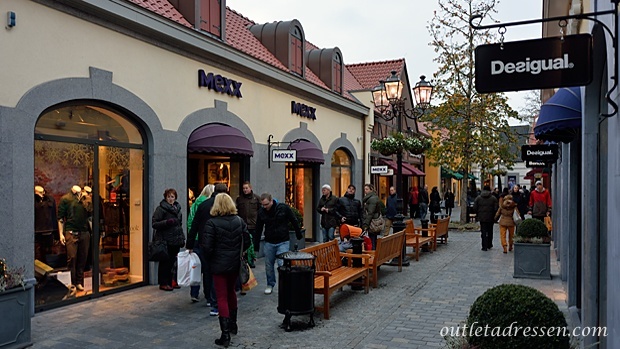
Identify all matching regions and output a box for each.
[198,70,243,98]
[475,34,592,93]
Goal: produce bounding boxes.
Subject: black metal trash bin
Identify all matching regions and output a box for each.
[277,251,316,331]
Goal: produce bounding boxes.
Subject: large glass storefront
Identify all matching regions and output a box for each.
[285,163,315,240]
[34,104,145,310]
[330,149,352,196]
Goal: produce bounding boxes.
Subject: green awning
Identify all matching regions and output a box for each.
[441,168,463,180]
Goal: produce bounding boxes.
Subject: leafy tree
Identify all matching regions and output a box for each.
[424,0,524,222]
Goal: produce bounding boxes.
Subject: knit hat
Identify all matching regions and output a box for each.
[321,184,331,191]
[535,181,542,186]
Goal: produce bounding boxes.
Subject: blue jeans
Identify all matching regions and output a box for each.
[189,247,217,306]
[419,203,428,220]
[264,241,290,287]
[321,226,336,242]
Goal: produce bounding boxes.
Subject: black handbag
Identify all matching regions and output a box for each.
[238,218,251,284]
[148,238,168,262]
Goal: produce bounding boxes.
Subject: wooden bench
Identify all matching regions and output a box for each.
[301,239,371,320]
[431,217,450,245]
[404,219,436,261]
[365,230,406,288]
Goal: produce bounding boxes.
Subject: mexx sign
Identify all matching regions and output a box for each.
[475,34,592,93]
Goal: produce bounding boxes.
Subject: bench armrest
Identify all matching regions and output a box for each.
[315,270,332,277]
[340,252,372,268]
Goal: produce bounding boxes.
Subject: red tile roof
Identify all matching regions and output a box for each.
[346,59,405,89]
[128,0,192,27]
[125,0,380,104]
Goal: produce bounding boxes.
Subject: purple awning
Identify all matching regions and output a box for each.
[188,123,253,156]
[380,159,413,176]
[401,162,426,177]
[289,139,324,164]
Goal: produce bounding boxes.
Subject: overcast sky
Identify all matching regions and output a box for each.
[229,0,542,117]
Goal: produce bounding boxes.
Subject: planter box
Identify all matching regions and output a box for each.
[0,283,33,349]
[513,243,551,279]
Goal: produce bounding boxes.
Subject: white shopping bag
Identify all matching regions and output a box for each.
[189,252,202,286]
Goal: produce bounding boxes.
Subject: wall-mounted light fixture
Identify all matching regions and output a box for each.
[6,11,16,29]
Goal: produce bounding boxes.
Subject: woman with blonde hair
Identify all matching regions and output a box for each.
[495,194,519,254]
[201,193,250,347]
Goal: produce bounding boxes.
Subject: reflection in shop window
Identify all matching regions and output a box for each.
[331,149,352,196]
[34,104,144,310]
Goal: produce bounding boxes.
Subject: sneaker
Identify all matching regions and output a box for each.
[191,297,200,303]
[264,286,273,295]
[159,285,174,291]
[210,308,219,316]
[75,284,84,291]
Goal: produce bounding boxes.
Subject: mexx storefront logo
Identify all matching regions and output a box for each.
[491,54,574,76]
[198,70,243,98]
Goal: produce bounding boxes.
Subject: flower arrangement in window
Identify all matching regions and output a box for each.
[0,259,25,292]
[371,132,431,156]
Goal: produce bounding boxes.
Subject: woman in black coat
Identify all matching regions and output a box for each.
[443,189,455,217]
[429,186,442,223]
[201,193,250,347]
[151,188,185,291]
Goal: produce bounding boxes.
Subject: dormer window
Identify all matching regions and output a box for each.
[306,47,344,95]
[290,26,304,75]
[333,52,342,94]
[169,0,224,39]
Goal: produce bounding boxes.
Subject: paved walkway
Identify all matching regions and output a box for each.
[31,221,566,349]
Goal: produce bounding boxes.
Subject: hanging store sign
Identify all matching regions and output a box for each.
[198,70,243,98]
[521,144,559,162]
[272,149,296,162]
[475,34,592,93]
[370,165,389,174]
[526,160,547,168]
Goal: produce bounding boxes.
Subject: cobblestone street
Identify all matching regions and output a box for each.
[31,223,566,349]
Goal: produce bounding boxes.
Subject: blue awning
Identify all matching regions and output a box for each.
[534,87,582,143]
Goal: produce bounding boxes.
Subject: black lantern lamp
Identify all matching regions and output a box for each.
[371,72,434,265]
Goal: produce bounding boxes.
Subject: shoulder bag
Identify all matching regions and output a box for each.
[148,232,168,262]
[369,213,385,235]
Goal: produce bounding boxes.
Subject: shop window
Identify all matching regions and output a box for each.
[331,149,352,196]
[285,163,313,239]
[34,104,145,310]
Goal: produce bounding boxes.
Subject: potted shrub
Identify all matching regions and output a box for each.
[0,259,33,349]
[442,284,570,348]
[288,206,306,250]
[513,218,552,279]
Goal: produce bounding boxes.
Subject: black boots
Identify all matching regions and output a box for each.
[229,309,238,335]
[215,317,230,347]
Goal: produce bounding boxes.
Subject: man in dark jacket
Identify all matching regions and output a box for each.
[336,184,363,227]
[236,181,261,258]
[186,183,227,315]
[316,184,340,242]
[473,185,499,251]
[256,193,302,295]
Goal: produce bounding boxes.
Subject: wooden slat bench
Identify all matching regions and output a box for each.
[301,239,370,320]
[366,230,406,288]
[430,217,450,245]
[404,219,435,261]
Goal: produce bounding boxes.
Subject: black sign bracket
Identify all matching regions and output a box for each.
[267,134,301,168]
[470,3,618,117]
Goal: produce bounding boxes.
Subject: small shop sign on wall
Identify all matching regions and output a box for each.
[272,149,297,162]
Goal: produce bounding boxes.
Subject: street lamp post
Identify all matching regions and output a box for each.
[371,71,434,265]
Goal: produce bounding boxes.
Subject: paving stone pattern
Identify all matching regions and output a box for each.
[31,223,566,349]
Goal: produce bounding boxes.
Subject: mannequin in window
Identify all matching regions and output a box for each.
[34,185,58,262]
[57,185,93,292]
